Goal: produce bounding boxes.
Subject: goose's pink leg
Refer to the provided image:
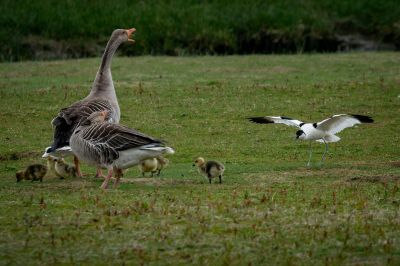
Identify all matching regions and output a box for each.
[100,169,113,189]
[74,155,83,177]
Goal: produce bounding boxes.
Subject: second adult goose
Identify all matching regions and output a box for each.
[43,28,136,177]
[70,111,175,189]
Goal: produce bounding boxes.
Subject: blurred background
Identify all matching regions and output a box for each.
[1,0,399,61]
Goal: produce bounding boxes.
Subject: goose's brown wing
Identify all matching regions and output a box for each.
[49,99,113,152]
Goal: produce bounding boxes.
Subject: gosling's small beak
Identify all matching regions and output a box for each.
[192,164,195,167]
[125,28,136,43]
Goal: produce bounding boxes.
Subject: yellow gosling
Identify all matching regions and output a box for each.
[193,157,225,184]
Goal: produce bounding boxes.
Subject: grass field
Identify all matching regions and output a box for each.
[0,52,400,265]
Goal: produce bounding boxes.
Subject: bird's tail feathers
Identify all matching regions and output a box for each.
[42,146,72,158]
[140,145,175,155]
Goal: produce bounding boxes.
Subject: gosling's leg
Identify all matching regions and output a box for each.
[100,169,113,189]
[307,141,313,167]
[209,178,212,184]
[74,156,83,177]
[219,175,222,184]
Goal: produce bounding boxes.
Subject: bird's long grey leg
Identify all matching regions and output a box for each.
[321,139,329,165]
[307,141,313,167]
[100,169,113,189]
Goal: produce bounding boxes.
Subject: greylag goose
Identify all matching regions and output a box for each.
[70,111,175,189]
[193,157,225,184]
[247,114,374,166]
[43,28,136,177]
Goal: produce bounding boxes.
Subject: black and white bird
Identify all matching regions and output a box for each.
[247,114,374,166]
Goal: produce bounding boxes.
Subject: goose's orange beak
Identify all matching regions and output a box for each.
[125,28,136,43]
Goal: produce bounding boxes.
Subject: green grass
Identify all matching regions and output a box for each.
[0,52,400,265]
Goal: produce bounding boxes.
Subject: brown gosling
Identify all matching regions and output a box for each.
[193,157,225,184]
[54,157,78,179]
[16,164,47,182]
[155,156,169,176]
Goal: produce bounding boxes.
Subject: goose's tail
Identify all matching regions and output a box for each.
[140,144,175,155]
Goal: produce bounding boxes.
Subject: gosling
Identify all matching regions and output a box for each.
[138,156,170,177]
[138,158,158,177]
[193,157,225,184]
[155,156,169,176]
[46,155,62,178]
[54,157,77,179]
[16,164,47,182]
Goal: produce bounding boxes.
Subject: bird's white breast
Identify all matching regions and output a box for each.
[302,124,326,140]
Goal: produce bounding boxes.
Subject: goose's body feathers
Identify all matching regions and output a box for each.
[70,121,173,170]
[47,99,116,155]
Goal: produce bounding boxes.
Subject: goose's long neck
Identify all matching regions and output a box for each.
[88,37,122,99]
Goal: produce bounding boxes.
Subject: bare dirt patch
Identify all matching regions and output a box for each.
[0,151,42,161]
[389,161,400,168]
[347,175,400,183]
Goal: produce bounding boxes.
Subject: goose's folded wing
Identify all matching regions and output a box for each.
[317,114,373,134]
[55,99,113,126]
[83,123,163,152]
[247,116,303,128]
[49,99,113,150]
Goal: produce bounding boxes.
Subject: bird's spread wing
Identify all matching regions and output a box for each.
[316,114,373,134]
[247,116,304,128]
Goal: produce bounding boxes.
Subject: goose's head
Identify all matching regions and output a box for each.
[81,111,109,126]
[193,157,205,167]
[111,28,136,44]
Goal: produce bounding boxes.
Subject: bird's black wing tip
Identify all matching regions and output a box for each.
[246,117,273,124]
[351,114,374,123]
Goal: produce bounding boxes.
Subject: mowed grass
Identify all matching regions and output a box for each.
[0,52,400,265]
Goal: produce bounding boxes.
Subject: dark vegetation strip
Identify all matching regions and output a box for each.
[1,0,400,61]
